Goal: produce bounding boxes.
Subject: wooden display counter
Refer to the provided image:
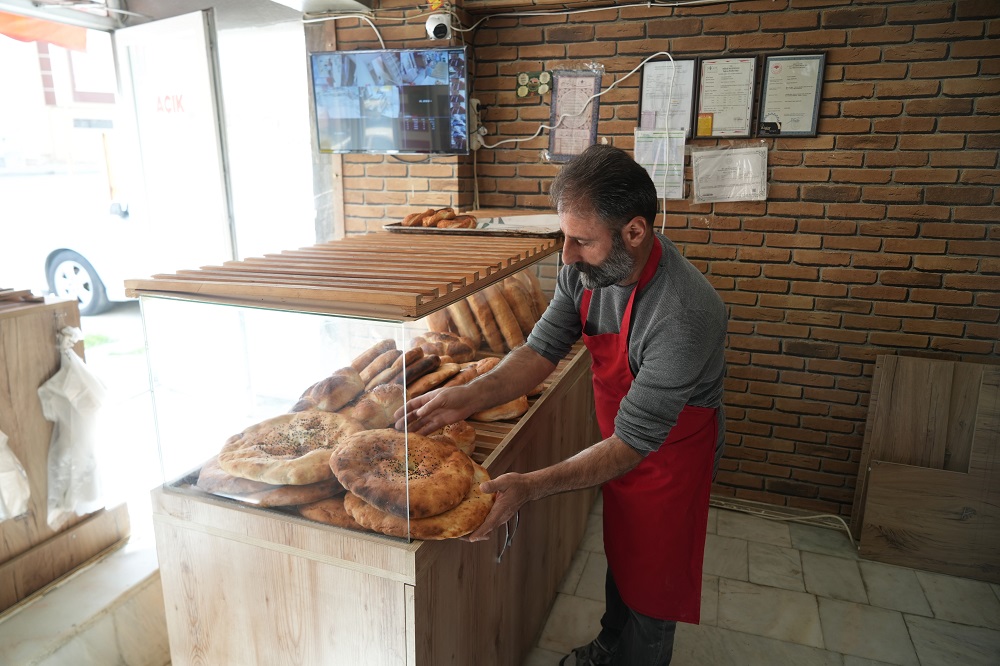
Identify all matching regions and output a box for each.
[0,298,130,613]
[151,343,598,665]
[137,233,600,664]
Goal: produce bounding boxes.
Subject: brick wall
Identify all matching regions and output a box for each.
[331,0,999,518]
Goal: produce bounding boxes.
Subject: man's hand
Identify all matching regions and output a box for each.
[393,384,477,435]
[465,472,535,542]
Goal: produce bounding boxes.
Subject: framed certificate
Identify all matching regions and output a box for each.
[548,70,601,162]
[639,58,698,138]
[757,53,826,137]
[695,57,756,138]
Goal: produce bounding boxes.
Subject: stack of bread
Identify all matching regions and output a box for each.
[195,338,496,540]
[401,207,477,229]
[427,271,549,355]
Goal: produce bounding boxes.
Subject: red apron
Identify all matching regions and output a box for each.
[580,239,716,623]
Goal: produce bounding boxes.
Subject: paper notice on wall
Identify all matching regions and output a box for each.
[635,130,686,200]
[691,145,768,204]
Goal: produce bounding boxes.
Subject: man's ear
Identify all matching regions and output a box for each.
[621,216,650,248]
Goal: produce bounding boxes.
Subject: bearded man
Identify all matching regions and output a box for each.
[396,144,728,665]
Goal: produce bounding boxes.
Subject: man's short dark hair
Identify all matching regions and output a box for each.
[549,144,658,232]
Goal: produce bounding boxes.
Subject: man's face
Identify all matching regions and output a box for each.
[560,211,636,289]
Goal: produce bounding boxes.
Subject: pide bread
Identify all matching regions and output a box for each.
[395,353,441,386]
[218,411,367,485]
[350,339,397,372]
[291,367,365,413]
[411,331,476,364]
[429,421,476,456]
[196,456,344,507]
[468,291,505,353]
[446,300,481,348]
[515,270,549,317]
[407,362,461,397]
[426,310,452,333]
[485,284,525,351]
[299,496,369,531]
[330,429,474,519]
[344,463,494,540]
[471,395,530,422]
[360,349,402,385]
[440,363,479,389]
[338,383,404,429]
[385,347,425,381]
[502,277,538,337]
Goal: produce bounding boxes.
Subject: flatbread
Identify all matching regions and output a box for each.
[196,456,344,507]
[298,496,369,531]
[338,383,404,429]
[344,464,494,540]
[330,429,474,519]
[430,420,476,456]
[218,411,367,485]
[291,367,365,413]
[470,395,529,422]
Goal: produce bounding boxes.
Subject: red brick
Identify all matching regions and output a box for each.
[945,274,1000,290]
[952,40,1000,58]
[910,60,980,79]
[894,169,960,184]
[826,204,886,220]
[865,151,929,167]
[824,237,883,252]
[962,170,1000,185]
[801,184,861,202]
[898,135,964,151]
[938,116,1000,133]
[786,29,847,47]
[831,168,892,184]
[799,219,857,235]
[787,311,842,327]
[884,43,949,61]
[817,118,872,134]
[744,217,797,232]
[667,35,727,52]
[906,98,975,116]
[805,152,864,167]
[876,81,940,98]
[758,293,816,310]
[914,256,980,272]
[837,135,897,150]
[930,152,999,168]
[881,271,943,287]
[749,379,806,397]
[823,6,886,27]
[939,305,999,323]
[930,338,995,354]
[850,285,908,301]
[888,2,953,23]
[884,239,948,254]
[852,253,912,269]
[902,320,966,336]
[843,314,901,331]
[851,25,914,45]
[968,323,1000,339]
[885,205,952,222]
[915,21,986,40]
[951,240,1000,257]
[823,268,878,284]
[858,221,920,237]
[764,234,823,249]
[926,223,989,239]
[845,63,908,80]
[728,33,785,51]
[876,117,938,134]
[792,282,849,298]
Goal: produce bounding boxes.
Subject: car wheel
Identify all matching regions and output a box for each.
[47,250,111,316]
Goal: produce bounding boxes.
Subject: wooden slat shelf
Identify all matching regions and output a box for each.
[126,233,562,320]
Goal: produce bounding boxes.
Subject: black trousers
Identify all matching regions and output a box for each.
[596,568,677,666]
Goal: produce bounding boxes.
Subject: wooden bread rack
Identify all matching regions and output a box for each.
[125,233,562,320]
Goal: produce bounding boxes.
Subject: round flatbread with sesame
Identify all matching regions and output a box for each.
[298,495,369,531]
[344,463,494,540]
[330,429,474,519]
[196,455,343,507]
[218,411,366,485]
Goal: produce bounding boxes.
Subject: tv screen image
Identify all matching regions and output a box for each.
[311,47,469,155]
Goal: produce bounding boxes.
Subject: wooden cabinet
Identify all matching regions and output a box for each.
[0,299,130,613]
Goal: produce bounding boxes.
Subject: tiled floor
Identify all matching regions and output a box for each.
[526,498,1000,666]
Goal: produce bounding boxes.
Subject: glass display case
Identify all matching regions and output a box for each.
[130,230,598,665]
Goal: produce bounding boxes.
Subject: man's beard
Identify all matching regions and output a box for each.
[575,231,636,289]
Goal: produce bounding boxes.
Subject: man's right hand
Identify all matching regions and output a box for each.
[393,384,478,435]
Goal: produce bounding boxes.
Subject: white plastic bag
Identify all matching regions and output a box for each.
[0,428,30,521]
[37,327,107,530]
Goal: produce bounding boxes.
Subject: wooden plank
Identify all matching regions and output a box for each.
[869,356,953,469]
[969,366,1000,478]
[946,363,985,473]
[861,461,999,584]
[0,503,130,611]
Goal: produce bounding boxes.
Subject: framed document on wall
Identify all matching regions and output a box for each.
[639,58,698,138]
[695,57,756,138]
[757,53,825,137]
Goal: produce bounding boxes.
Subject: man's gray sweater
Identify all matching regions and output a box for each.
[526,233,728,457]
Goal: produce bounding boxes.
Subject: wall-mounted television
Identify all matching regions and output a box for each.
[310,47,469,155]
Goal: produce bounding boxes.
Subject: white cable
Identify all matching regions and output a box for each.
[481,50,674,150]
[709,497,858,549]
[302,14,385,50]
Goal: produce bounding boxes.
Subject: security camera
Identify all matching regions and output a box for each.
[426,14,451,40]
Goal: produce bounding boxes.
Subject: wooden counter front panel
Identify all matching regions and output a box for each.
[412,350,600,665]
[155,518,409,666]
